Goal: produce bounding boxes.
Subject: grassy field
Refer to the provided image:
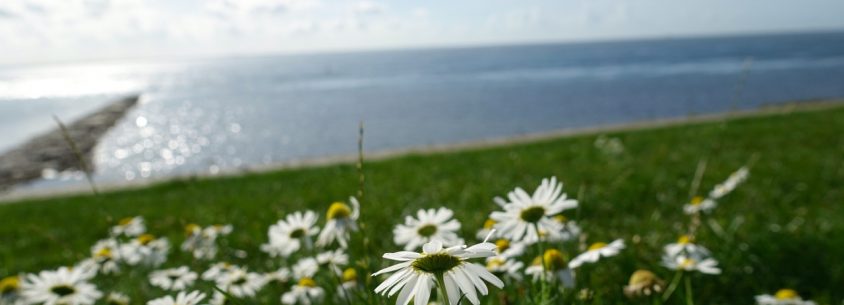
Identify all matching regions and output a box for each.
[2,102,843,305]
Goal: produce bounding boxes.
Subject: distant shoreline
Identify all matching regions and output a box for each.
[2,98,841,203]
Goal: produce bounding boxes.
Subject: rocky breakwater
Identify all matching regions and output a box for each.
[0,95,139,191]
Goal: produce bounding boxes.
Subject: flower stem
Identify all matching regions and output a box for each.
[436,273,452,305]
[684,275,694,305]
[661,270,683,302]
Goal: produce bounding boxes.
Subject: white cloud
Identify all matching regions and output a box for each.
[355,1,384,15]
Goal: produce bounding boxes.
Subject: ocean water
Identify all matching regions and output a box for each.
[2,31,844,191]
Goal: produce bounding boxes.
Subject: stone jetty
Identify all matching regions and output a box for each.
[0,95,139,191]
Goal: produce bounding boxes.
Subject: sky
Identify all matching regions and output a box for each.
[1,0,844,65]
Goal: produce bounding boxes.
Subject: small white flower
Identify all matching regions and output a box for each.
[316,197,360,248]
[661,255,721,274]
[265,267,291,283]
[281,278,324,305]
[110,217,146,238]
[683,196,717,215]
[146,291,205,305]
[709,167,749,199]
[119,234,169,267]
[1,275,24,305]
[201,262,236,281]
[373,238,504,305]
[20,267,102,305]
[524,250,574,288]
[104,292,129,305]
[317,250,349,274]
[293,258,319,280]
[756,289,816,305]
[475,219,497,241]
[489,239,526,259]
[663,235,711,259]
[491,177,578,244]
[261,211,320,257]
[213,266,267,298]
[485,256,524,281]
[393,207,463,251]
[149,266,197,291]
[569,239,625,268]
[90,239,122,275]
[181,224,232,260]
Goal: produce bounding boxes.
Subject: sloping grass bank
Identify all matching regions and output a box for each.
[1,102,843,304]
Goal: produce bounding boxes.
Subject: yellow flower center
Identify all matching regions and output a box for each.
[95,247,112,258]
[298,278,317,288]
[411,253,462,274]
[184,223,200,235]
[137,234,155,245]
[677,235,692,244]
[680,258,696,268]
[554,215,568,223]
[118,217,134,226]
[486,258,505,269]
[690,196,704,206]
[417,224,438,237]
[628,270,658,285]
[495,239,510,252]
[775,289,798,300]
[0,276,19,294]
[588,242,608,251]
[519,206,546,223]
[327,202,352,220]
[542,249,567,271]
[342,268,357,283]
[483,219,496,229]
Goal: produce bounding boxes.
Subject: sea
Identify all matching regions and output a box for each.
[1,31,844,191]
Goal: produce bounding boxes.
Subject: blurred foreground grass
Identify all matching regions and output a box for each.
[1,102,843,304]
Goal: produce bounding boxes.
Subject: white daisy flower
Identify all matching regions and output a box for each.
[104,292,129,305]
[485,256,524,281]
[20,267,102,305]
[201,262,235,281]
[110,217,146,238]
[91,239,122,275]
[337,268,359,294]
[372,238,504,305]
[1,275,24,305]
[149,266,197,291]
[569,239,625,268]
[393,207,463,251]
[71,260,99,281]
[146,291,205,305]
[208,292,227,305]
[317,250,349,274]
[213,266,267,298]
[663,235,711,259]
[491,177,578,244]
[524,249,574,288]
[682,196,717,215]
[281,278,324,305]
[261,211,320,257]
[756,289,816,305]
[709,167,749,199]
[119,234,169,267]
[542,215,581,243]
[316,197,360,248]
[181,224,232,260]
[475,219,498,241]
[293,258,319,280]
[661,255,721,274]
[266,267,291,283]
[490,239,526,259]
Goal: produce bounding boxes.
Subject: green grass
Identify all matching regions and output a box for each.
[2,104,844,305]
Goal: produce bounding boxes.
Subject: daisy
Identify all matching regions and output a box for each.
[491,177,578,244]
[663,235,711,258]
[372,238,504,305]
[281,278,324,305]
[709,167,749,199]
[569,239,625,268]
[213,266,267,298]
[149,266,197,291]
[181,224,232,260]
[316,197,360,248]
[201,262,235,281]
[393,207,463,251]
[266,267,291,283]
[661,255,721,274]
[485,256,524,281]
[104,292,129,305]
[146,291,205,305]
[491,239,526,259]
[1,275,24,305]
[623,270,665,298]
[120,234,169,267]
[20,267,102,305]
[110,217,146,238]
[524,249,574,287]
[543,215,581,243]
[316,250,349,274]
[683,196,717,215]
[90,239,121,275]
[756,289,816,305]
[261,211,320,257]
[475,219,497,241]
[338,268,359,293]
[283,259,323,305]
